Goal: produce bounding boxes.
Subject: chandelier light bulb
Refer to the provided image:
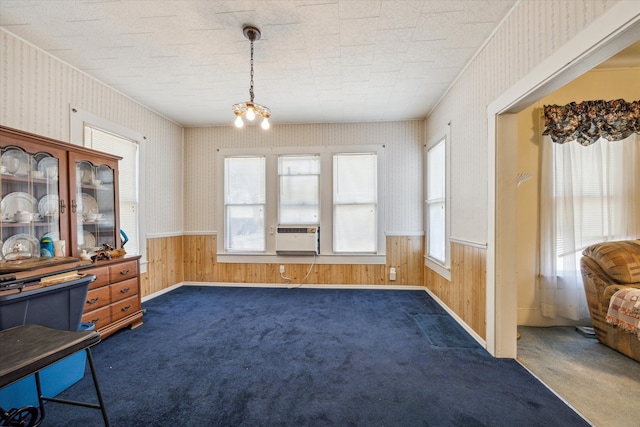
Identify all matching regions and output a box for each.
[234,115,244,128]
[261,117,270,130]
[246,107,256,121]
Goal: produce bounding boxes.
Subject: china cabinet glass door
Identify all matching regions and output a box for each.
[72,157,118,256]
[0,145,65,260]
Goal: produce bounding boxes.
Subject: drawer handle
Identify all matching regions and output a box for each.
[120,269,130,275]
[121,305,131,313]
[120,287,130,294]
[87,297,100,304]
[90,318,100,324]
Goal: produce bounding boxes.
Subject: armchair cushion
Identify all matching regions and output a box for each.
[582,240,640,284]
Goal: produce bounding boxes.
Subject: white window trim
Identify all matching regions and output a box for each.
[217,145,386,265]
[69,106,148,273]
[424,126,451,280]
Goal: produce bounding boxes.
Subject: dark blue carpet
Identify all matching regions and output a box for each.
[44,286,588,426]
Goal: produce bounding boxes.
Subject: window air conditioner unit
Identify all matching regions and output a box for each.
[275,226,319,255]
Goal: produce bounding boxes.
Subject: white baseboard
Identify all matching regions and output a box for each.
[182,281,426,291]
[423,287,487,350]
[141,282,183,302]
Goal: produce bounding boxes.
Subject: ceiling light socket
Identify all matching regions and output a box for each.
[243,25,261,41]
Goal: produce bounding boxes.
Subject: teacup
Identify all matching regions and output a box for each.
[0,165,7,174]
[31,170,44,179]
[85,213,104,221]
[14,211,32,223]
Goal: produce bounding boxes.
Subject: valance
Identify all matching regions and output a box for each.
[542,99,640,146]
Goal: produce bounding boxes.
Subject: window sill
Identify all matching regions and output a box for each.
[425,257,451,281]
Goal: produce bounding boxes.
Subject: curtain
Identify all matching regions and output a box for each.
[539,99,640,321]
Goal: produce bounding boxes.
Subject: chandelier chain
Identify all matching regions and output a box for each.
[249,39,255,102]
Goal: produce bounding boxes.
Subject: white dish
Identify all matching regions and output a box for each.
[38,194,59,217]
[81,193,99,215]
[3,149,35,177]
[37,157,59,179]
[81,230,96,250]
[2,233,39,258]
[1,192,38,217]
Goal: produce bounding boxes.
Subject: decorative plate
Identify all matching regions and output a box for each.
[37,157,59,179]
[81,231,96,250]
[38,194,59,218]
[81,193,99,215]
[1,192,38,217]
[2,233,39,258]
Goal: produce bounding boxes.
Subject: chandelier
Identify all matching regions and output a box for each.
[232,25,271,130]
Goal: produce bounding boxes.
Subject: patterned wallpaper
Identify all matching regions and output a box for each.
[184,121,425,234]
[0,0,623,244]
[0,29,184,236]
[426,0,619,244]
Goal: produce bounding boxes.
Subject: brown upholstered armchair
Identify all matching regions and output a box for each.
[581,240,640,362]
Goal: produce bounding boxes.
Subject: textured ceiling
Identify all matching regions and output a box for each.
[2,0,522,127]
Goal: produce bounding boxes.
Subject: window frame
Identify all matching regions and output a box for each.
[70,107,147,272]
[278,154,321,226]
[332,152,378,254]
[223,155,267,253]
[424,127,451,280]
[217,145,386,264]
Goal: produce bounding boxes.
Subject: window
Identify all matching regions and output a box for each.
[278,155,320,225]
[425,129,450,279]
[218,146,384,261]
[70,107,146,271]
[333,153,377,253]
[84,125,140,256]
[539,135,640,320]
[224,156,266,252]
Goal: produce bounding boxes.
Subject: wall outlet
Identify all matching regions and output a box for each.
[280,265,285,274]
[389,267,397,281]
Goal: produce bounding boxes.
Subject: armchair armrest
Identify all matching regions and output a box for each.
[603,284,640,302]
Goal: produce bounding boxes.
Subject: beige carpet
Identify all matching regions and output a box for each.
[517,326,640,427]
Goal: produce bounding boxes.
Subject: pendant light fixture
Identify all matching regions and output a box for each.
[232,25,271,130]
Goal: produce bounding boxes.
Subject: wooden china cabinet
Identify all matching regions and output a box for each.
[0,125,142,338]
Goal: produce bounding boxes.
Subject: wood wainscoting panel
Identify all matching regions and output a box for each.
[181,235,423,287]
[140,271,150,297]
[183,234,217,281]
[144,235,184,298]
[424,242,486,339]
[386,235,423,285]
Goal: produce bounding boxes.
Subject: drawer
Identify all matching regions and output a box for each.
[110,295,140,322]
[82,305,112,330]
[109,261,138,283]
[83,286,111,313]
[84,266,110,290]
[110,278,138,303]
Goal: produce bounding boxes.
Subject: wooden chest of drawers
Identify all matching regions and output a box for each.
[81,256,143,338]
